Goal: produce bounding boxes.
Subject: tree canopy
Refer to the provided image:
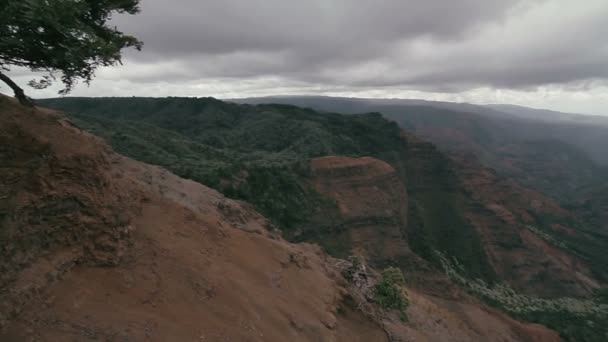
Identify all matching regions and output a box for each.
[0,0,142,105]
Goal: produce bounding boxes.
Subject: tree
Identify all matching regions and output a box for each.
[0,0,142,106]
[375,267,409,321]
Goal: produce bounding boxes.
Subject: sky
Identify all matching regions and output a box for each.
[3,0,608,115]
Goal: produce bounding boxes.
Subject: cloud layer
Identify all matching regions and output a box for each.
[3,0,608,114]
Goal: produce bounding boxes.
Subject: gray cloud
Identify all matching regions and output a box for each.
[115,1,517,57]
[3,0,608,115]
[103,0,608,91]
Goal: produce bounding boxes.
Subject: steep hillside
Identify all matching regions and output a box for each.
[568,185,608,234]
[307,156,411,263]
[39,97,607,290]
[453,155,600,297]
[39,97,495,282]
[0,96,566,341]
[232,96,608,199]
[0,96,391,341]
[38,96,608,340]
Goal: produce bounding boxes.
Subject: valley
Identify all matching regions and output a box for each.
[33,96,608,341]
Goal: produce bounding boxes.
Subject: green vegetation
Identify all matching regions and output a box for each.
[437,251,608,342]
[375,267,409,321]
[42,96,496,281]
[527,212,608,282]
[525,225,569,250]
[267,97,608,205]
[41,96,608,340]
[41,97,405,235]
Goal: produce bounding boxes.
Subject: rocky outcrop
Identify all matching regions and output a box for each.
[309,156,410,264]
[308,155,560,341]
[0,100,142,328]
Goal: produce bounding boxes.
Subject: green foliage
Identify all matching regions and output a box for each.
[527,211,608,282]
[392,139,497,282]
[42,96,495,280]
[375,267,409,320]
[42,97,404,233]
[437,251,608,342]
[525,225,569,250]
[0,0,142,94]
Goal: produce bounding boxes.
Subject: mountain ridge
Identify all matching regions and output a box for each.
[231,96,608,236]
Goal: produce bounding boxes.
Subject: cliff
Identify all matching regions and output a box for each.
[455,155,600,297]
[309,156,410,263]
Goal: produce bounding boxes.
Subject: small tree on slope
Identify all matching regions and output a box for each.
[0,0,142,106]
[375,267,409,321]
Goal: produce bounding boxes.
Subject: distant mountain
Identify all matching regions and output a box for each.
[485,103,608,126]
[232,95,509,117]
[234,95,608,126]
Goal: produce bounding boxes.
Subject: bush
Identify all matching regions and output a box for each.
[436,251,608,341]
[375,267,409,320]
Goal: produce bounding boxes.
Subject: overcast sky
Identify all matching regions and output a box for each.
[3,0,608,115]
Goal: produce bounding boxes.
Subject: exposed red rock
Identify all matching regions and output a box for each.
[310,156,410,262]
[454,154,600,297]
[308,155,560,341]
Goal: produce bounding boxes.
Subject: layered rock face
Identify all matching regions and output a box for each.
[310,156,410,264]
[307,155,559,342]
[455,155,600,297]
[399,131,601,298]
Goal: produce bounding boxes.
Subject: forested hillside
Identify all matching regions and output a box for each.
[235,96,608,236]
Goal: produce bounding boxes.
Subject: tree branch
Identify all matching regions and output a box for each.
[0,71,34,107]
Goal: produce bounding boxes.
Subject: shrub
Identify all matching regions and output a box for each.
[375,267,409,320]
[436,251,608,341]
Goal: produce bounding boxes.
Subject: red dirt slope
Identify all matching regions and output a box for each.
[0,96,387,341]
